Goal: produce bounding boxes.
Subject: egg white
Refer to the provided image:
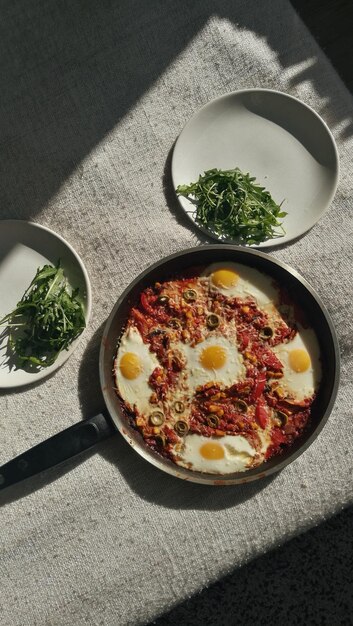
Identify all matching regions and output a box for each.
[272,326,321,401]
[115,326,160,414]
[177,333,245,393]
[173,434,259,473]
[205,262,279,307]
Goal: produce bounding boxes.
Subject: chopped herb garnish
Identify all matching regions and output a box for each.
[0,263,86,368]
[176,167,287,244]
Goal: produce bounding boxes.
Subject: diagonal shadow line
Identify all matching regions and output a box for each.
[0,0,209,221]
[0,0,351,227]
[150,503,353,625]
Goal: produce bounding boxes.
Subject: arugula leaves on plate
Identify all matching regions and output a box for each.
[0,262,86,368]
[176,167,287,245]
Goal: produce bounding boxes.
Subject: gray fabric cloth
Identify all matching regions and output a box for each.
[0,1,352,625]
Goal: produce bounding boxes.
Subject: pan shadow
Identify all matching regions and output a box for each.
[77,321,106,417]
[0,447,97,506]
[98,434,278,511]
[0,321,109,505]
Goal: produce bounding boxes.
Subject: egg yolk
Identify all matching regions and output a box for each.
[211,269,239,289]
[289,349,311,372]
[200,442,225,460]
[200,345,227,370]
[119,352,142,379]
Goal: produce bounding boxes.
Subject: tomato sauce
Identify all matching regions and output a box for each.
[116,270,318,467]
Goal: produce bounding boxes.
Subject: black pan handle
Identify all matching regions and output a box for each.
[0,412,115,490]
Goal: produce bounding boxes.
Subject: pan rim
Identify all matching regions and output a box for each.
[99,245,340,485]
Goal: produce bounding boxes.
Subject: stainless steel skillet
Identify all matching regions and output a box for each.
[0,246,340,489]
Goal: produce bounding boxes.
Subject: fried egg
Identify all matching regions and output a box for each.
[205,262,279,307]
[272,327,321,401]
[178,334,245,393]
[173,433,260,473]
[115,326,160,413]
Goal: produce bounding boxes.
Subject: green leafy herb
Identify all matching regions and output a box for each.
[176,167,287,244]
[0,263,86,368]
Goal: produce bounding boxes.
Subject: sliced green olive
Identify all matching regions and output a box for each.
[168,317,182,329]
[174,420,189,436]
[182,288,197,302]
[174,401,185,414]
[274,410,288,427]
[149,411,165,426]
[154,434,166,447]
[234,399,248,413]
[207,313,220,329]
[148,328,165,337]
[206,414,219,428]
[260,326,274,340]
[157,295,169,305]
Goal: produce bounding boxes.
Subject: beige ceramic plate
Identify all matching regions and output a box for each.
[172,89,339,247]
[0,220,92,388]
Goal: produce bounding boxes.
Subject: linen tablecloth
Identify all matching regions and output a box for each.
[1,1,352,624]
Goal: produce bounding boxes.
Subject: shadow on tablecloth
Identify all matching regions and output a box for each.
[0,0,352,226]
[150,503,353,625]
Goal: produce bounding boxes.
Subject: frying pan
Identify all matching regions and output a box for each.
[0,245,340,489]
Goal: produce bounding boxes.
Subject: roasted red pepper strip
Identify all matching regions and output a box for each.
[252,370,267,400]
[261,350,283,371]
[238,330,250,350]
[255,398,268,429]
[130,308,152,336]
[266,428,287,459]
[140,292,157,316]
[141,292,169,323]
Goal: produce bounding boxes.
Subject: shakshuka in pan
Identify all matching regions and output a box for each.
[113,263,321,474]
